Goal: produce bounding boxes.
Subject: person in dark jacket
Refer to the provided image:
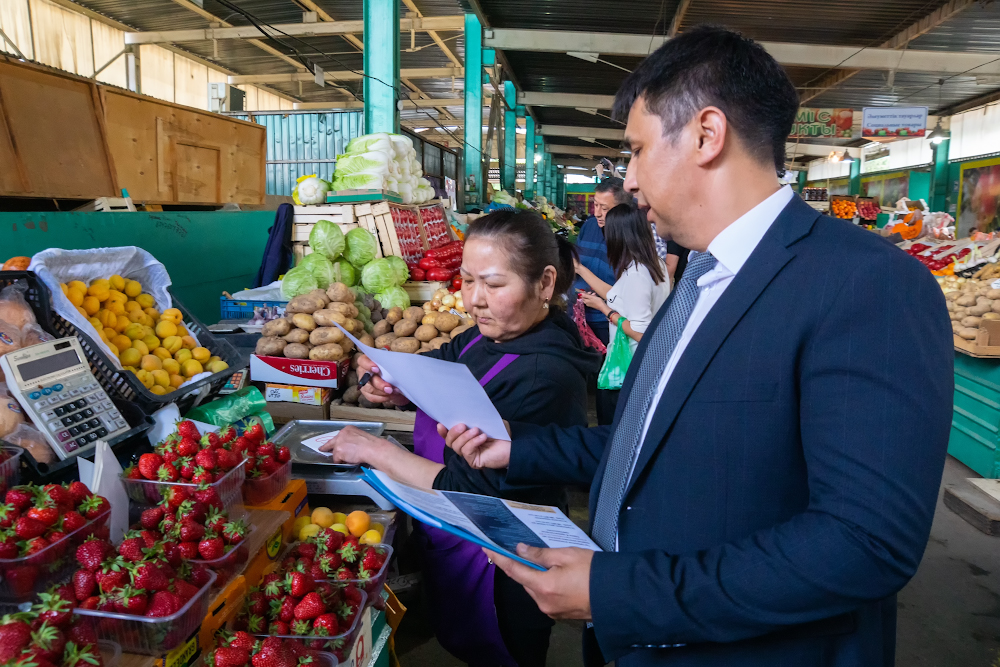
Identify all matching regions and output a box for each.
[321,209,601,667]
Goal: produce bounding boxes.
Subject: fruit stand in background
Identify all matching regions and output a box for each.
[830,195,858,220]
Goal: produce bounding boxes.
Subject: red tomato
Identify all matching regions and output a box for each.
[451,276,463,289]
[418,257,442,270]
[426,268,455,282]
[410,267,426,281]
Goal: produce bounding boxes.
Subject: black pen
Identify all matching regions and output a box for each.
[358,372,372,388]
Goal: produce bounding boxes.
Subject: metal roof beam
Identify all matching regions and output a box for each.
[228,67,462,84]
[785,143,861,158]
[539,125,624,140]
[294,97,472,110]
[667,0,693,38]
[554,158,606,168]
[518,91,616,109]
[401,0,462,68]
[547,144,627,158]
[293,0,365,51]
[486,27,1000,76]
[125,16,465,45]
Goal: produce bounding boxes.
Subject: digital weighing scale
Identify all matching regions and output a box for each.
[270,419,400,510]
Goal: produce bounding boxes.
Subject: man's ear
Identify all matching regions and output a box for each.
[693,106,728,167]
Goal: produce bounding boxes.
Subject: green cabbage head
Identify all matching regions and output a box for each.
[344,228,378,267]
[281,266,319,299]
[375,285,411,310]
[309,220,346,259]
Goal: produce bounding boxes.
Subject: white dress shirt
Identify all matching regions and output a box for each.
[628,185,795,484]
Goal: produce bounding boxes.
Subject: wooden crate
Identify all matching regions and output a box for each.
[292,204,358,242]
[328,404,416,431]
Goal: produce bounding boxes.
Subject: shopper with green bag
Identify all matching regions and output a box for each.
[578,204,671,418]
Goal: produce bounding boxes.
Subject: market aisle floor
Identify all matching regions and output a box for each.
[395,456,1000,666]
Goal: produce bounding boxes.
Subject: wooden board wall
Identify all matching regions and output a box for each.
[0,59,265,205]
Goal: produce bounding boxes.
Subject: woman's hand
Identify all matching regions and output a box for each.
[356,355,410,407]
[574,257,583,275]
[318,425,392,466]
[578,291,609,315]
[437,422,512,469]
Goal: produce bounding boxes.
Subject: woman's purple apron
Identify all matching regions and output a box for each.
[412,334,520,667]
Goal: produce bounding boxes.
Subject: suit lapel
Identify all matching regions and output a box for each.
[621,196,820,501]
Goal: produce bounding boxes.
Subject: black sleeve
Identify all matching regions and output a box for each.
[432,448,509,495]
[666,240,686,256]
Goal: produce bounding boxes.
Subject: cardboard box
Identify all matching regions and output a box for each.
[264,383,331,405]
[265,400,329,424]
[243,479,309,588]
[250,354,349,389]
[340,608,374,667]
[955,319,1000,357]
[199,576,246,651]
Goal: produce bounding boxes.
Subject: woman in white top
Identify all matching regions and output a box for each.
[576,203,672,352]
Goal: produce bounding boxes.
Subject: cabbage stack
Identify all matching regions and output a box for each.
[332,133,436,204]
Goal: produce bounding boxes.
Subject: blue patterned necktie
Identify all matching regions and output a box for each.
[591,251,719,551]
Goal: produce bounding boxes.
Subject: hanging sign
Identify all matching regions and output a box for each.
[862,107,928,138]
[789,108,854,139]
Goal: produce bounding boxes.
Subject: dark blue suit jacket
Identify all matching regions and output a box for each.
[506,195,954,666]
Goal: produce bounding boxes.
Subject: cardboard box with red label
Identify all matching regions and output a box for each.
[250,355,349,388]
[264,383,331,405]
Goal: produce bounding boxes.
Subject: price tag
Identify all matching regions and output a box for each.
[265,386,282,401]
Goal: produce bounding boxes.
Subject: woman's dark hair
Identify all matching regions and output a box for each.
[605,204,665,284]
[465,209,578,308]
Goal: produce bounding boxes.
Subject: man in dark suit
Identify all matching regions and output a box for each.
[441,25,954,667]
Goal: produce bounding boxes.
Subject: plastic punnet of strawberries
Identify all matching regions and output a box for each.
[0,589,110,667]
[207,630,330,667]
[233,567,367,661]
[0,482,111,598]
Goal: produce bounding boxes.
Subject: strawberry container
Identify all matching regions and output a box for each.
[0,506,111,607]
[278,542,392,611]
[243,459,291,506]
[97,640,122,667]
[308,652,338,667]
[190,524,256,591]
[120,458,246,509]
[242,590,366,664]
[0,445,23,497]
[75,570,217,655]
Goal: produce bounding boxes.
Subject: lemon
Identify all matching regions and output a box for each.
[330,512,347,526]
[124,280,142,298]
[293,516,313,535]
[359,530,381,546]
[331,523,350,536]
[109,275,126,292]
[311,507,335,528]
[370,522,385,537]
[298,523,321,542]
[155,321,178,338]
[120,348,141,367]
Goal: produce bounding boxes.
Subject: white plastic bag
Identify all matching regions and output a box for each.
[29,247,173,369]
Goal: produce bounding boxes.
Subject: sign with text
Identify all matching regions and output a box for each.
[862,107,928,138]
[790,108,854,139]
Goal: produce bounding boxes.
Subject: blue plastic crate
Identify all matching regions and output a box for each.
[220,297,287,320]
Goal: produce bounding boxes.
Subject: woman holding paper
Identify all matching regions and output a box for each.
[321,209,601,667]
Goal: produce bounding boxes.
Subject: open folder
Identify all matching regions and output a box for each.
[362,468,601,571]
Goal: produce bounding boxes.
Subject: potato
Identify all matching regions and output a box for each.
[984,312,1000,321]
[371,309,383,323]
[291,313,317,331]
[326,283,355,304]
[950,311,962,321]
[359,333,375,347]
[987,289,1000,300]
[386,307,403,325]
[262,318,291,337]
[962,316,983,328]
[341,318,360,333]
[255,337,287,356]
[450,323,474,339]
[969,305,991,317]
[310,327,345,345]
[421,313,439,326]
[284,343,311,359]
[340,337,355,354]
[283,328,311,344]
[373,320,392,337]
[433,312,460,333]
[946,301,957,312]
[390,336,421,353]
[327,302,359,319]
[313,309,348,327]
[394,319,419,337]
[959,327,980,340]
[428,336,450,351]
[309,343,345,361]
[358,395,381,409]
[375,333,397,349]
[403,306,425,322]
[956,295,977,307]
[945,291,961,301]
[343,385,361,404]
[414,324,439,342]
[287,294,324,314]
[309,289,331,306]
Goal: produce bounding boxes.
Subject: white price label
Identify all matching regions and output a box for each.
[265,386,282,401]
[991,279,1000,290]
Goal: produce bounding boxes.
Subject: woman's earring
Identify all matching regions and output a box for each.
[543,299,549,310]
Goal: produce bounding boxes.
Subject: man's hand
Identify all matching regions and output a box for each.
[488,545,594,620]
[438,423,511,469]
[356,355,409,407]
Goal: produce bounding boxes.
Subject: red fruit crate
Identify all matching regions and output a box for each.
[190,524,256,592]
[419,204,450,249]
[120,459,246,510]
[276,542,393,611]
[243,459,291,505]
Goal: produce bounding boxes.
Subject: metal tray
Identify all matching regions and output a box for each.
[271,419,387,468]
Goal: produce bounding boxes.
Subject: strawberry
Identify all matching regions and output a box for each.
[27,503,59,527]
[284,571,315,597]
[178,519,205,542]
[311,613,339,636]
[15,516,46,540]
[246,588,267,616]
[178,457,196,480]
[98,561,129,594]
[162,450,180,464]
[293,592,325,620]
[290,620,312,636]
[230,436,250,457]
[176,499,208,523]
[191,467,213,485]
[319,528,343,552]
[75,537,109,571]
[140,506,165,530]
[163,486,190,510]
[67,481,92,507]
[194,486,223,510]
[137,453,164,481]
[257,455,280,476]
[222,520,247,545]
[34,591,72,628]
[114,586,148,615]
[267,620,289,635]
[5,486,34,512]
[337,537,359,564]
[204,507,227,533]
[201,432,222,449]
[177,541,199,560]
[157,463,179,482]
[198,534,224,560]
[177,437,200,458]
[124,465,143,480]
[6,564,38,597]
[361,547,386,573]
[28,621,65,660]
[22,536,49,556]
[78,495,110,521]
[216,449,240,471]
[276,446,291,464]
[0,503,19,529]
[118,535,146,562]
[145,590,182,617]
[194,448,217,470]
[333,567,353,583]
[246,423,265,446]
[0,530,17,558]
[274,597,296,623]
[162,541,183,567]
[214,646,249,667]
[60,511,87,534]
[262,574,284,600]
[132,562,169,591]
[172,579,201,602]
[72,568,96,601]
[140,530,160,548]
[177,420,201,441]
[40,484,73,510]
[0,613,33,662]
[294,543,317,560]
[66,623,98,647]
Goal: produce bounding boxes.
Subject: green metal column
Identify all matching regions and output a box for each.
[524,115,535,198]
[796,170,807,193]
[542,154,552,201]
[849,159,861,195]
[556,172,566,209]
[363,0,399,134]
[549,161,557,201]
[930,139,951,212]
[502,81,517,192]
[537,148,547,201]
[464,14,483,199]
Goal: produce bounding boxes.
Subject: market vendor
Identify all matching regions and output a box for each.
[320,208,601,667]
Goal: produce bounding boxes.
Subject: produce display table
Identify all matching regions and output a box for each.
[950,350,1000,479]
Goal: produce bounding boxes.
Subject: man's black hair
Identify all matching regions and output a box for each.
[594,177,634,206]
[613,25,799,175]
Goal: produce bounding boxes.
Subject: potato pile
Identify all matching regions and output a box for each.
[255,282,375,361]
[943,276,1000,340]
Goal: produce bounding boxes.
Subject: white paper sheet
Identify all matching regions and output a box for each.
[503,500,601,550]
[90,440,129,543]
[334,324,509,440]
[300,430,342,453]
[147,404,218,448]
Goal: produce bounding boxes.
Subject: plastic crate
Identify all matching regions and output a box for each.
[97,640,121,667]
[243,459,291,505]
[0,271,56,330]
[278,542,392,611]
[241,590,366,663]
[121,458,247,509]
[75,570,217,655]
[0,507,110,606]
[47,289,249,416]
[220,297,287,321]
[0,446,23,497]
[190,524,256,592]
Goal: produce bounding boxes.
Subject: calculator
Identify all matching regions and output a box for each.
[0,337,131,461]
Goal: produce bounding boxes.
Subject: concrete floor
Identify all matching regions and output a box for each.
[393,455,1000,666]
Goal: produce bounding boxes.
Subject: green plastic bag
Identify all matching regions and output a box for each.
[185,387,267,427]
[597,318,634,390]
